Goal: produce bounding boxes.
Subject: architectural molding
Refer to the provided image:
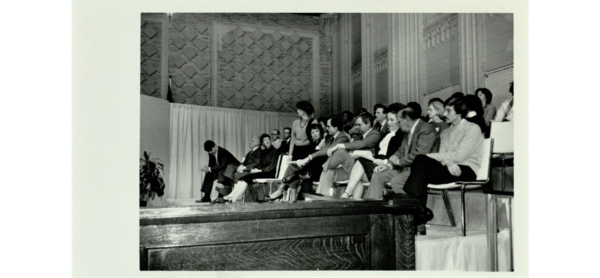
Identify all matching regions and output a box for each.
[423,14,458,49]
[375,48,388,74]
[352,63,362,85]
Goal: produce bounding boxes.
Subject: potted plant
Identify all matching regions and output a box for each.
[139,151,165,207]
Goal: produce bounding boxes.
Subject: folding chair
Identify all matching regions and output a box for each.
[246,154,291,202]
[427,138,494,236]
[332,180,370,198]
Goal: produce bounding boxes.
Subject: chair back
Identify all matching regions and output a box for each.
[490,121,513,153]
[274,155,291,180]
[476,138,494,181]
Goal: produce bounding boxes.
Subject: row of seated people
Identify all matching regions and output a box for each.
[200,84,512,226]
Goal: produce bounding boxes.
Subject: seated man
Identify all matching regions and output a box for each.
[215,135,263,202]
[271,129,282,150]
[315,112,381,196]
[279,127,292,154]
[270,116,350,201]
[365,105,438,199]
[199,140,241,202]
[402,96,484,223]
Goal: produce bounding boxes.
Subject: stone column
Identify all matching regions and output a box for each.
[459,13,485,95]
[361,14,376,111]
[340,14,353,112]
[388,14,423,104]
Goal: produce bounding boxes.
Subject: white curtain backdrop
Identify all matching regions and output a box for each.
[168,104,299,199]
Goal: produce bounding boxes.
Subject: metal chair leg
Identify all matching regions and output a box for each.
[461,187,466,237]
[441,190,456,227]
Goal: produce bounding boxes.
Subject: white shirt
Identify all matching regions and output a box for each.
[378,129,397,156]
[494,97,514,122]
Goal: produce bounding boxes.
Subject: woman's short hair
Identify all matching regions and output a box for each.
[428,98,445,116]
[309,124,324,139]
[475,88,493,104]
[259,133,271,147]
[445,96,469,118]
[296,101,315,116]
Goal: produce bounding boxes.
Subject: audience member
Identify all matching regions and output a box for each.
[280,127,292,154]
[270,123,336,201]
[225,134,279,202]
[402,96,484,224]
[463,94,488,137]
[357,107,368,115]
[220,135,263,201]
[316,113,381,196]
[341,110,354,134]
[427,98,450,133]
[365,106,439,199]
[475,88,497,127]
[450,92,464,99]
[342,103,405,199]
[494,82,514,122]
[373,103,389,134]
[271,129,282,149]
[199,140,241,203]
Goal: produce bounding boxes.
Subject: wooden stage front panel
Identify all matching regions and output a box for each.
[140,196,420,271]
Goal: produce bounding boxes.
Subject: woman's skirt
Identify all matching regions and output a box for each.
[291,144,313,160]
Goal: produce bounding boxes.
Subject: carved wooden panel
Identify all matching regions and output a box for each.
[147,235,369,270]
[141,19,162,98]
[214,23,318,113]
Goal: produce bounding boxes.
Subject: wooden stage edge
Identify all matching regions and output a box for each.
[140,194,421,271]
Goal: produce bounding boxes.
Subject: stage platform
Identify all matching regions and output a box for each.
[157,188,514,272]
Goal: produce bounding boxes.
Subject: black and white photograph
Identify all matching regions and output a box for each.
[66,0,535,277]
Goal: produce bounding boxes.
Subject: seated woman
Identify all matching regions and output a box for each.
[269,124,326,201]
[475,88,497,128]
[462,94,488,137]
[426,98,450,133]
[225,134,279,202]
[341,103,406,200]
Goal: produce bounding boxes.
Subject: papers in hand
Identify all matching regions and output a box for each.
[351,150,374,161]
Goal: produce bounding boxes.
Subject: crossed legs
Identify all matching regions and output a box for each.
[342,161,368,199]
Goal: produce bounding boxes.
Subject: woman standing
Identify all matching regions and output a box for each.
[289,101,318,160]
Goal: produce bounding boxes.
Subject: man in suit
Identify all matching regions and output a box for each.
[316,113,381,196]
[224,134,263,184]
[271,116,350,200]
[373,103,389,134]
[199,140,241,203]
[365,105,439,199]
[271,129,282,150]
[279,127,292,154]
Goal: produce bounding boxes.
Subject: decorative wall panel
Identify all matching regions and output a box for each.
[141,19,163,98]
[213,23,320,113]
[423,14,460,92]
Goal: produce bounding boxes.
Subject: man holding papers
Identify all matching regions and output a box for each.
[315,112,381,196]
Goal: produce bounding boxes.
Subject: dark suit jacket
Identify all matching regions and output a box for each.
[201,147,241,193]
[257,147,279,173]
[280,138,291,154]
[390,120,439,169]
[374,120,389,135]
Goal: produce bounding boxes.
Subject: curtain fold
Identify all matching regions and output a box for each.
[168,104,298,199]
